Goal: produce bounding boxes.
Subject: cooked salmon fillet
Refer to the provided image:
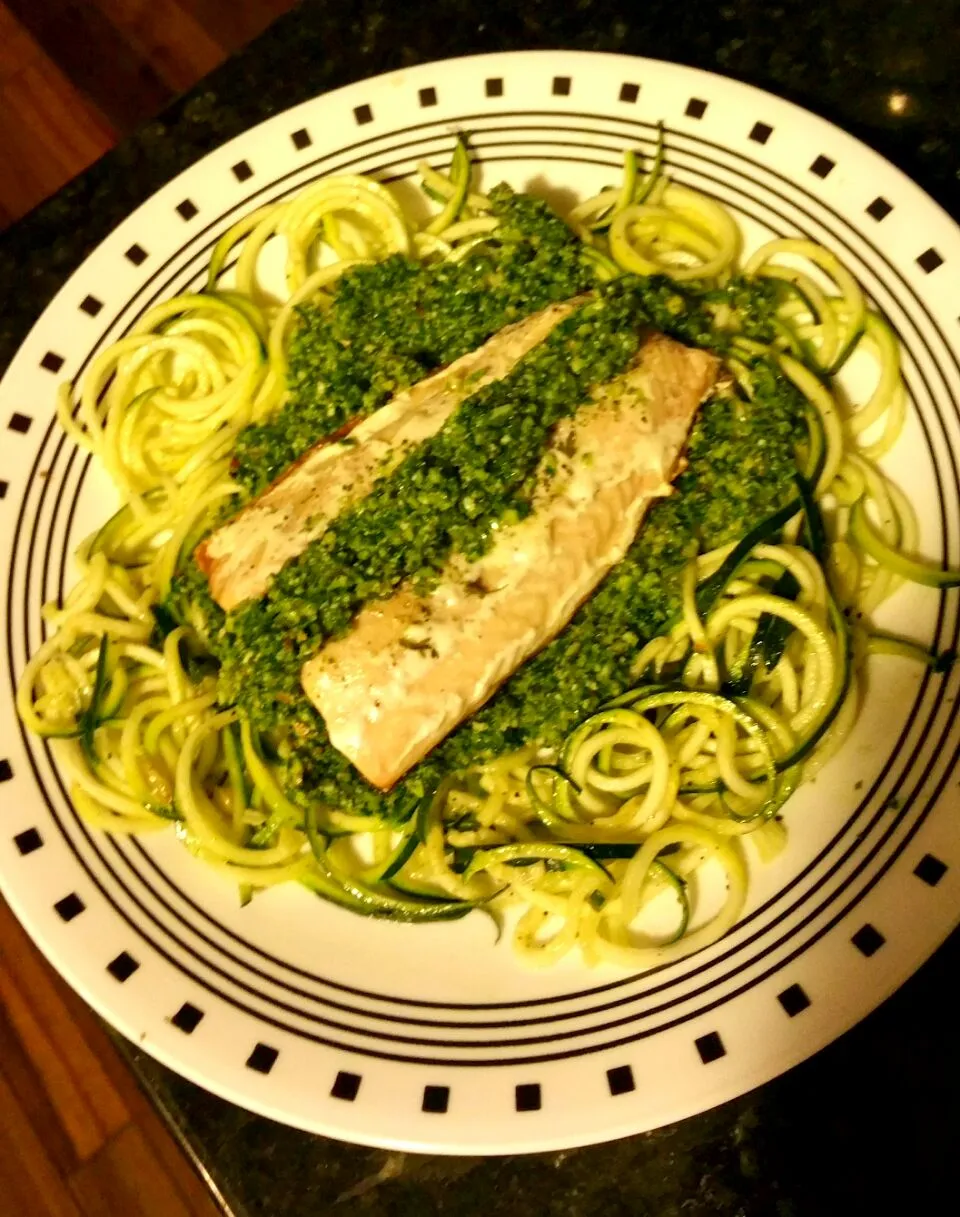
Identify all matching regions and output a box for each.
[302,333,720,790]
[196,299,581,610]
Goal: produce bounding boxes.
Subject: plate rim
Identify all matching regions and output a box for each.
[3,47,960,1154]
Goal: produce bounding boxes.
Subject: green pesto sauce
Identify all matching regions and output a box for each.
[232,185,597,496]
[217,281,681,709]
[276,358,806,820]
[164,225,799,823]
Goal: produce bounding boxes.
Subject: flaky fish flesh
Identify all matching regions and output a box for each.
[197,299,580,610]
[302,333,719,789]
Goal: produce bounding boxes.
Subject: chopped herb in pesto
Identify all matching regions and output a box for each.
[275,360,806,820]
[217,281,663,708]
[165,555,225,648]
[202,355,804,822]
[232,185,598,496]
[164,220,806,824]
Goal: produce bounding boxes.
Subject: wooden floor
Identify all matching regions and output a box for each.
[0,0,301,230]
[1,5,301,1211]
[0,897,227,1217]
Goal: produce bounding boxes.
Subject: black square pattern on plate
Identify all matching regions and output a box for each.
[777,983,811,1017]
[291,127,312,150]
[607,1065,636,1096]
[809,155,835,178]
[852,923,885,957]
[14,827,42,855]
[685,98,708,119]
[176,199,198,221]
[485,77,503,98]
[40,351,64,373]
[8,413,32,434]
[914,853,948,886]
[107,951,139,982]
[354,104,373,125]
[422,1085,450,1113]
[917,248,944,273]
[867,196,893,221]
[552,76,571,97]
[0,481,8,500]
[331,1070,361,1101]
[80,294,103,317]
[695,1031,726,1064]
[749,121,773,144]
[419,86,438,107]
[0,758,12,781]
[125,244,147,266]
[232,160,253,183]
[619,82,640,103]
[515,1083,541,1112]
[246,1043,278,1074]
[171,1002,205,1034]
[54,893,85,922]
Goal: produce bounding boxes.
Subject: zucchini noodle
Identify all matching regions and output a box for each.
[17,133,955,970]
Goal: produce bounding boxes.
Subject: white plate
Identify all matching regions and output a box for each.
[3,50,960,1155]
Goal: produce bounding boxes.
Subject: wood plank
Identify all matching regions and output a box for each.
[0,47,115,220]
[89,1039,230,1217]
[0,957,120,1165]
[176,0,297,52]
[0,2,115,222]
[0,899,130,1162]
[92,0,226,93]
[0,1000,83,1176]
[0,1069,85,1217]
[3,60,115,168]
[0,898,224,1216]
[69,1123,204,1217]
[3,0,172,129]
[0,0,300,228]
[0,2,41,85]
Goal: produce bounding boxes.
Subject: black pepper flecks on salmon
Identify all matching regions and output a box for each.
[303,334,718,789]
[183,264,806,820]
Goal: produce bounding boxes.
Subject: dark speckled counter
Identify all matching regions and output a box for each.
[4,1,960,1212]
[114,932,960,1216]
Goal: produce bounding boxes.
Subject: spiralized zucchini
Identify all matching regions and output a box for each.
[17,133,956,967]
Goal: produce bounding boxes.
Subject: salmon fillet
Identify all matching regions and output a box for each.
[197,299,581,610]
[302,333,720,790]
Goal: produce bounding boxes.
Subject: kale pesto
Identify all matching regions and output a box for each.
[232,185,597,496]
[273,359,806,820]
[203,358,804,822]
[217,280,679,708]
[164,222,802,823]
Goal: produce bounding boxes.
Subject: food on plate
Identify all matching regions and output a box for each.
[304,333,719,789]
[198,298,582,610]
[17,134,958,969]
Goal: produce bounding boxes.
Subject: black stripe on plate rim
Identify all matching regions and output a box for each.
[16,123,958,915]
[11,130,953,1036]
[7,121,958,1056]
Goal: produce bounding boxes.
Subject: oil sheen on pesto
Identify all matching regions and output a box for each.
[164,194,803,823]
[232,185,598,496]
[281,359,806,821]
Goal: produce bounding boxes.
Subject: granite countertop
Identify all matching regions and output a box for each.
[4,0,960,1212]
